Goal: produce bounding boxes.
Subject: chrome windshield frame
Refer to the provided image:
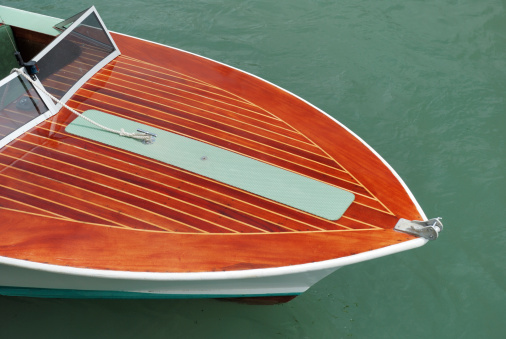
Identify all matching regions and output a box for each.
[31,6,120,111]
[0,70,53,149]
[0,6,120,149]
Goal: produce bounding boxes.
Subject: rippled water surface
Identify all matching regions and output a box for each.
[1,0,505,338]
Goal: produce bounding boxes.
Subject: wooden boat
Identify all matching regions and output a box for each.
[0,6,442,304]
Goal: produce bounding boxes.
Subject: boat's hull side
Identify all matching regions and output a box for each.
[0,286,299,303]
[0,259,336,300]
[0,237,426,301]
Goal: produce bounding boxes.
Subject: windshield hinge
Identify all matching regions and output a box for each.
[394,217,443,240]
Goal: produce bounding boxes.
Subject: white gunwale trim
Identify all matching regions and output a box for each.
[0,238,427,281]
[112,31,428,221]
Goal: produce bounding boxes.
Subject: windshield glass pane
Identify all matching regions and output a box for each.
[0,75,48,140]
[37,11,115,100]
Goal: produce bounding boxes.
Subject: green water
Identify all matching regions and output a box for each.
[1,0,505,338]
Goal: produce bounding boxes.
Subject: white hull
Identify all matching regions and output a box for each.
[0,239,425,299]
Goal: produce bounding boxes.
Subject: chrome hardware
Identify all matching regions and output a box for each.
[137,129,157,145]
[394,217,443,240]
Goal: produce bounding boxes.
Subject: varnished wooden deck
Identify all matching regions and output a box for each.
[0,32,421,272]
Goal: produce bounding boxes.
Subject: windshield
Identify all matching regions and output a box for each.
[0,6,119,146]
[0,73,48,140]
[36,11,117,101]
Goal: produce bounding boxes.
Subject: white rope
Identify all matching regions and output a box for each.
[11,68,151,142]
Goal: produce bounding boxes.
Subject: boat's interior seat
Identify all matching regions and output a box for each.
[0,24,19,79]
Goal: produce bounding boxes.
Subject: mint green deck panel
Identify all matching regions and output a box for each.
[0,6,60,36]
[66,110,355,220]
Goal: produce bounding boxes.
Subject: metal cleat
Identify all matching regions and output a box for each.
[137,128,157,145]
[394,217,443,240]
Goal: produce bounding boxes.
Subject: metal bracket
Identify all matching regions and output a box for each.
[137,129,157,145]
[394,217,443,240]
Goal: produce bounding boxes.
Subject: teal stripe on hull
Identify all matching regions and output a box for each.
[65,110,355,220]
[0,286,300,300]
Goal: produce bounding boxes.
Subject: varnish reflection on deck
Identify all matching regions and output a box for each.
[0,31,421,273]
[6,53,398,232]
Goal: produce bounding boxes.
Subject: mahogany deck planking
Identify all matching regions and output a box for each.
[1,208,414,272]
[0,32,422,272]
